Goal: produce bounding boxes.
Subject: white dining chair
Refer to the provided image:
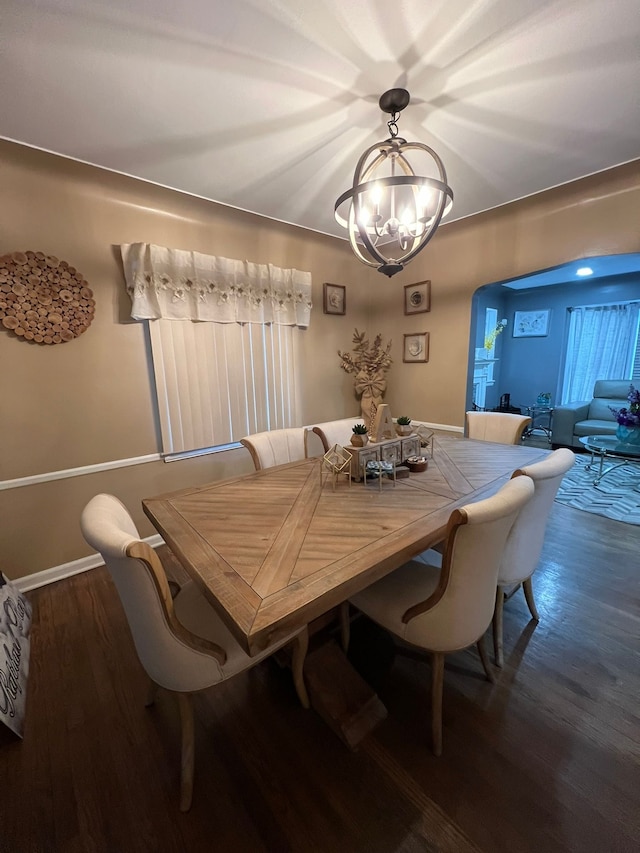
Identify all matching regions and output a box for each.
[80,493,309,811]
[240,427,308,470]
[311,417,366,453]
[346,475,535,755]
[465,411,532,444]
[493,448,575,666]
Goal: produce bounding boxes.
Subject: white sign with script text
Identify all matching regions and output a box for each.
[0,573,32,738]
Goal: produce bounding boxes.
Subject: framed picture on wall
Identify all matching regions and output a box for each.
[404,280,431,315]
[323,282,346,315]
[403,332,429,363]
[513,310,550,337]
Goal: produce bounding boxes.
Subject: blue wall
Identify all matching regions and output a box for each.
[471,287,507,410]
[472,274,639,412]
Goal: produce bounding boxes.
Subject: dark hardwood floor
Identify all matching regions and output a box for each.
[2,502,639,852]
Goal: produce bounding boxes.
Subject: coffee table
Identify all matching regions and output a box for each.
[579,435,640,485]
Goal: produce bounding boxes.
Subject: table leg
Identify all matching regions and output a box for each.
[584,448,634,486]
[593,458,631,487]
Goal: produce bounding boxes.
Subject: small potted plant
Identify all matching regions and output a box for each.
[395,415,412,436]
[351,423,369,447]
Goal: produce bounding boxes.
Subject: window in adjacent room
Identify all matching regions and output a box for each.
[560,300,640,403]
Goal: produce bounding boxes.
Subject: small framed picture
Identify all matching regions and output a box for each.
[323,282,346,315]
[404,280,431,315]
[513,309,550,337]
[403,332,429,363]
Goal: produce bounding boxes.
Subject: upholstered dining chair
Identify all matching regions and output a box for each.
[346,475,534,755]
[311,417,366,453]
[240,427,308,470]
[80,493,309,811]
[465,411,532,444]
[493,447,575,667]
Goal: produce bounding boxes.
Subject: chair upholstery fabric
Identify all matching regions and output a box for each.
[240,427,308,470]
[80,494,305,691]
[311,417,366,453]
[465,411,532,444]
[350,475,535,652]
[80,492,309,810]
[552,380,630,448]
[80,494,224,691]
[498,448,575,587]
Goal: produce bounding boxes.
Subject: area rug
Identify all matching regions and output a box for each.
[554,453,640,525]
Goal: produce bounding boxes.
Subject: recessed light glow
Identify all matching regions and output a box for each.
[576,267,593,277]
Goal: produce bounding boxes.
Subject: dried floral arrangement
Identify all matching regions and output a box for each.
[338,329,393,428]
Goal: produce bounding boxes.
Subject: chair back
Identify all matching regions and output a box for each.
[588,380,631,421]
[80,494,225,691]
[498,448,575,586]
[240,427,308,470]
[465,411,531,444]
[404,475,534,651]
[311,417,366,453]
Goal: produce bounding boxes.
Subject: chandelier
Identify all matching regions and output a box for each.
[334,88,453,277]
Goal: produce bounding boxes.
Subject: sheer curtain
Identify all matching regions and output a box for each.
[561,302,640,403]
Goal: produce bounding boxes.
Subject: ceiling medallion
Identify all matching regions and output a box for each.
[335,88,453,277]
[0,251,95,344]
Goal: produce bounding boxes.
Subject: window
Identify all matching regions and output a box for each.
[560,301,640,403]
[120,242,312,459]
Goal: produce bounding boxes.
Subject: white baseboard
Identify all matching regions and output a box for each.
[414,420,464,433]
[16,534,165,593]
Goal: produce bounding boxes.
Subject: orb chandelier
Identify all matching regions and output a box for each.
[334,88,453,278]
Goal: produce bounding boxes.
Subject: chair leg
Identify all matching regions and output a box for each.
[493,586,504,668]
[477,633,496,684]
[176,692,195,812]
[291,627,310,709]
[523,577,540,621]
[339,601,351,653]
[145,679,159,707]
[431,652,445,757]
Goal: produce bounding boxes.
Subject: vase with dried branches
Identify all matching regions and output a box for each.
[338,329,393,430]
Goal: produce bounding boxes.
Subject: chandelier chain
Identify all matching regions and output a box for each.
[387,112,400,138]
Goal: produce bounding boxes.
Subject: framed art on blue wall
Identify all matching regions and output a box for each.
[513,309,550,337]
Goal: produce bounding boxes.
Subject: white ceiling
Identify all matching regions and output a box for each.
[2,0,640,242]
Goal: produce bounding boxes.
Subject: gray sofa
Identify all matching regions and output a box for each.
[552,379,629,448]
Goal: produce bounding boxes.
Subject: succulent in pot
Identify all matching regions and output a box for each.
[351,422,369,446]
[395,415,412,435]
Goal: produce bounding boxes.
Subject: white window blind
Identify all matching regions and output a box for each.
[148,319,300,455]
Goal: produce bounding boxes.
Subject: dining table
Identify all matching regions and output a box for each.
[142,434,549,657]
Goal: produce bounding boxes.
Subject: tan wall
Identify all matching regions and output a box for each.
[1,138,639,579]
[377,160,640,425]
[0,141,371,579]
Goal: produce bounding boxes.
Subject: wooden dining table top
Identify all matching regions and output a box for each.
[142,435,549,656]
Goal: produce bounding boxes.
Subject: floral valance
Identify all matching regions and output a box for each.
[120,243,312,327]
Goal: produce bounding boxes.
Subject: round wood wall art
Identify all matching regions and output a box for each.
[0,251,95,345]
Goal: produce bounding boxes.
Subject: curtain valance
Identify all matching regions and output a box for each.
[120,243,312,327]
